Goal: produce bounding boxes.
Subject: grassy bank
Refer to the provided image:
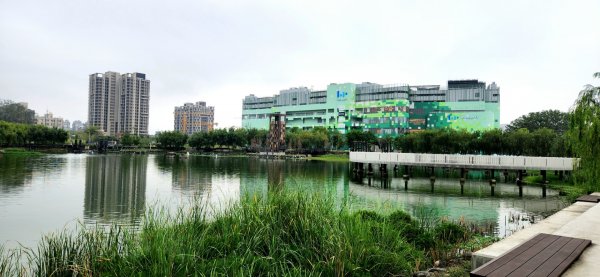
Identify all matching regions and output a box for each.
[0,192,493,276]
[0,147,44,156]
[307,153,349,162]
[523,172,587,202]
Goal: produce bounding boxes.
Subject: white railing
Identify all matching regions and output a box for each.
[349,152,576,171]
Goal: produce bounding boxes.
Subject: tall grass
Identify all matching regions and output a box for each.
[1,192,486,276]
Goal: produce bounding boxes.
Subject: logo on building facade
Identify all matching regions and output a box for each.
[336,90,348,100]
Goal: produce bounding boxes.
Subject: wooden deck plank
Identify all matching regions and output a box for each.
[505,236,571,277]
[471,233,592,277]
[575,195,600,203]
[470,233,548,277]
[486,234,560,277]
[532,239,591,277]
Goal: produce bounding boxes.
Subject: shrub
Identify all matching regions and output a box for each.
[434,222,469,244]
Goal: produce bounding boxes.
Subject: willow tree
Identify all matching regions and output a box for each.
[569,72,600,192]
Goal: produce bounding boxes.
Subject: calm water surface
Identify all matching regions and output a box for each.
[0,154,567,250]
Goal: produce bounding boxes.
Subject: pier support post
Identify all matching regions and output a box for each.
[367,163,373,186]
[403,174,409,190]
[460,178,465,195]
[541,170,547,183]
[460,168,466,195]
[490,179,496,196]
[542,181,548,198]
[489,169,496,196]
[358,163,364,178]
[559,170,564,181]
[517,170,523,197]
[541,170,547,198]
[503,170,509,183]
[429,167,436,192]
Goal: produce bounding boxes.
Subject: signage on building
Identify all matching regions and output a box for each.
[336,90,348,100]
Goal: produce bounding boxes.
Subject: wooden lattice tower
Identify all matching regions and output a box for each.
[267,113,286,152]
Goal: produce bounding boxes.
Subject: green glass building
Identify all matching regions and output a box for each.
[242,80,499,137]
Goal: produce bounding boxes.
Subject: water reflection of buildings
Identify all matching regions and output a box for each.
[267,160,285,192]
[348,177,566,238]
[84,155,147,224]
[170,158,212,196]
[240,159,349,203]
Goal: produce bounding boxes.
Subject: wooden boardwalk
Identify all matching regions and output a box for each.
[471,233,591,277]
[576,195,600,203]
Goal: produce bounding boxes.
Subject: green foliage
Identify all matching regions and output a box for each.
[388,210,414,225]
[0,100,35,124]
[156,131,188,151]
[120,133,141,146]
[393,128,567,156]
[83,125,101,143]
[307,154,349,162]
[0,193,495,276]
[355,210,384,222]
[0,147,43,156]
[286,128,329,153]
[568,73,600,192]
[0,121,68,147]
[188,128,249,150]
[433,222,469,244]
[505,109,569,134]
[246,128,268,151]
[346,129,377,149]
[1,193,448,276]
[328,129,345,150]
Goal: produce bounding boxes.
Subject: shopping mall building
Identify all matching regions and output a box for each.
[242,79,499,137]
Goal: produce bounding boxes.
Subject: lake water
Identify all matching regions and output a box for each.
[0,154,567,250]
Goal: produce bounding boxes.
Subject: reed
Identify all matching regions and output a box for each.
[1,191,488,276]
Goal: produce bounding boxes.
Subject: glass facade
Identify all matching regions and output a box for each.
[242,80,500,137]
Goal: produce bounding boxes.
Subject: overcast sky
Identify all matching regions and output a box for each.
[1,0,599,134]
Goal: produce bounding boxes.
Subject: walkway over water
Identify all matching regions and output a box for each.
[349,152,576,171]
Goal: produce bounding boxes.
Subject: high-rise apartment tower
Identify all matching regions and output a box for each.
[174,101,214,135]
[88,72,150,136]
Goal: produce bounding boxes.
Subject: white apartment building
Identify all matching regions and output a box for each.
[88,72,150,136]
[36,112,64,129]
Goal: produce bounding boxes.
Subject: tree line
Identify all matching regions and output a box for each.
[393,128,568,157]
[0,100,35,124]
[153,125,569,157]
[0,121,68,146]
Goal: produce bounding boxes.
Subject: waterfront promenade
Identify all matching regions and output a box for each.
[472,193,600,275]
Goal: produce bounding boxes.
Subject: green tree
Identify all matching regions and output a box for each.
[328,129,344,150]
[156,131,188,151]
[84,125,101,143]
[346,129,376,150]
[246,128,267,150]
[506,110,569,134]
[478,129,504,155]
[0,100,35,124]
[505,128,531,155]
[529,128,557,157]
[189,131,215,150]
[121,133,141,146]
[568,72,600,191]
